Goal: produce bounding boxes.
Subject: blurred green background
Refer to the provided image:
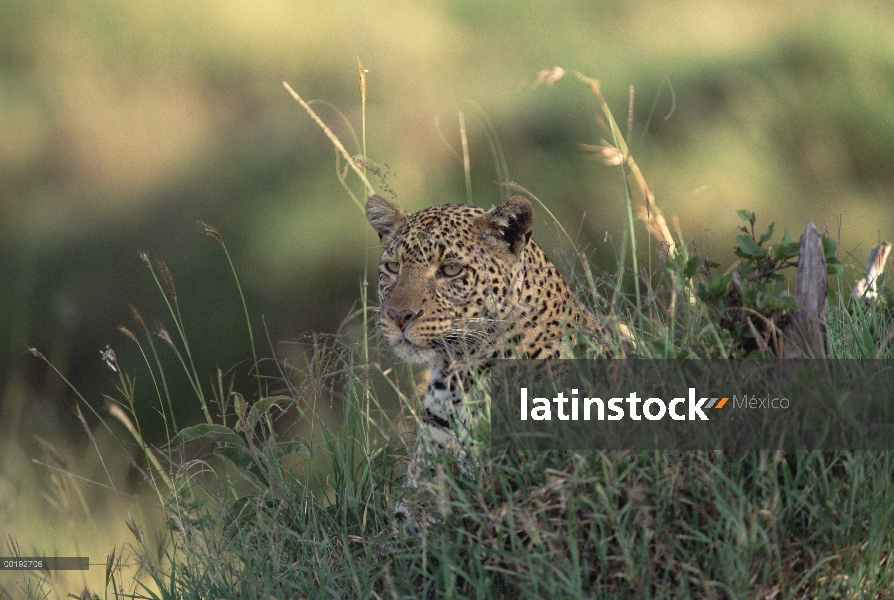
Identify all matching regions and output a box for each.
[2,0,894,590]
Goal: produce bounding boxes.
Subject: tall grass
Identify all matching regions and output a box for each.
[13,73,894,599]
[58,268,894,598]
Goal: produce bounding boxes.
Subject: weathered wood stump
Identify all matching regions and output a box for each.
[778,225,891,358]
[780,222,829,359]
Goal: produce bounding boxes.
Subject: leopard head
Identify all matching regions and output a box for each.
[366,194,534,363]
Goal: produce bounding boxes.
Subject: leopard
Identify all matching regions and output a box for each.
[365,193,624,529]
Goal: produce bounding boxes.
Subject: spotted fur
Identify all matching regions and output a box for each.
[366,194,611,528]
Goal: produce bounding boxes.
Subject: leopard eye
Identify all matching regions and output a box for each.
[384,261,401,274]
[440,263,463,277]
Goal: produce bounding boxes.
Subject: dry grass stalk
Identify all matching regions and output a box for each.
[533,68,680,256]
[853,241,891,301]
[283,80,375,211]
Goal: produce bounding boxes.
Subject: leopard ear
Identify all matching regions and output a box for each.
[478,196,534,256]
[366,195,407,244]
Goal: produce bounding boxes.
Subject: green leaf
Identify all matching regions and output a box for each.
[247,396,291,431]
[775,241,801,261]
[821,237,838,261]
[169,423,245,449]
[736,235,766,258]
[781,228,792,246]
[214,445,255,470]
[758,222,776,244]
[754,282,799,311]
[707,274,732,298]
[682,256,703,279]
[737,210,756,224]
[215,447,266,487]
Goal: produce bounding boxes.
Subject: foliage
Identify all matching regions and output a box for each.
[14,205,894,598]
[62,209,894,599]
[663,211,843,357]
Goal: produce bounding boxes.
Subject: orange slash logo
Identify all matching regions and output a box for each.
[707,397,729,409]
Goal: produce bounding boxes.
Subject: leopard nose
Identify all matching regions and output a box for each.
[386,308,417,330]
